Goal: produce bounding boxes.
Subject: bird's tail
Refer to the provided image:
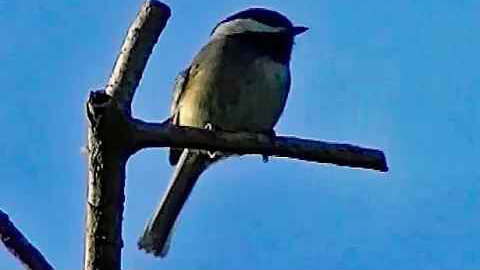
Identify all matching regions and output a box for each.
[138,149,213,257]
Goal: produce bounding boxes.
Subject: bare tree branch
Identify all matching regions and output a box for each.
[0,209,54,270]
[105,0,171,114]
[84,2,170,270]
[131,119,388,172]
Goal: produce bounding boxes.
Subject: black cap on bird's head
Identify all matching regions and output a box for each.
[211,8,308,37]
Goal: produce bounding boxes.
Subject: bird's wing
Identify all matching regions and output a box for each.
[170,67,190,124]
[168,38,226,165]
[169,68,191,165]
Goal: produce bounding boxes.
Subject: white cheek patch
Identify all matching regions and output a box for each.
[211,18,287,38]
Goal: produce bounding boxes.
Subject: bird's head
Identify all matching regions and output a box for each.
[210,8,308,38]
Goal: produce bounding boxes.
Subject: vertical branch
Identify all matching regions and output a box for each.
[83,1,170,270]
[84,93,129,270]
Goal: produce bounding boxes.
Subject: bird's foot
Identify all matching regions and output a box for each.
[204,122,221,159]
[204,123,216,131]
[262,130,277,163]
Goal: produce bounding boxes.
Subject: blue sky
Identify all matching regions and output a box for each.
[1,0,479,268]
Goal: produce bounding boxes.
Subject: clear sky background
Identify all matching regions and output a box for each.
[1,0,479,269]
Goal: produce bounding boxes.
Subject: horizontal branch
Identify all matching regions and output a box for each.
[0,209,54,270]
[131,119,388,172]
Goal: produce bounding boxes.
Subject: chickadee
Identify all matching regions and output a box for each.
[139,7,307,257]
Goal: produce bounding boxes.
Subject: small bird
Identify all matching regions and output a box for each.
[138,7,307,257]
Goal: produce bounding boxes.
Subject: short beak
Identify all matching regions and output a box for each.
[292,26,309,36]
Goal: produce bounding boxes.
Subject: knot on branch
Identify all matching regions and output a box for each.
[87,90,112,125]
[86,90,136,155]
